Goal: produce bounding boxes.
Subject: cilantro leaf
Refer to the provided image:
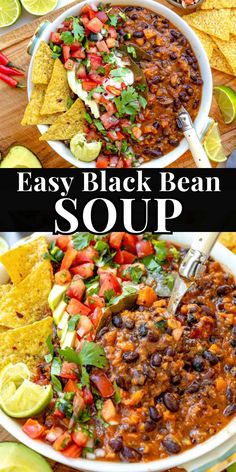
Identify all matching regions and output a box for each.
[68,314,81,331]
[60,342,107,369]
[164,274,175,291]
[125,265,143,284]
[108,13,118,26]
[51,357,62,376]
[101,52,117,64]
[136,83,147,92]
[51,374,62,392]
[139,95,147,109]
[104,288,116,303]
[127,45,137,59]
[155,319,167,332]
[60,31,74,45]
[113,381,121,404]
[153,240,168,265]
[114,86,139,118]
[46,335,54,356]
[81,366,90,389]
[72,232,94,250]
[73,17,85,41]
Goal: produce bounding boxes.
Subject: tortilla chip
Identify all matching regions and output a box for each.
[200,0,236,9]
[21,85,62,126]
[219,232,236,253]
[0,260,52,329]
[40,59,71,115]
[32,41,54,85]
[210,48,233,75]
[40,98,86,141]
[0,236,49,285]
[191,27,214,59]
[0,317,53,374]
[183,10,231,41]
[231,10,236,35]
[0,284,12,300]
[213,36,236,74]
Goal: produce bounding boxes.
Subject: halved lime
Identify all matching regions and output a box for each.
[214,85,236,124]
[203,121,227,163]
[0,379,53,418]
[0,237,8,254]
[0,363,30,387]
[70,132,102,162]
[21,0,58,15]
[0,0,21,28]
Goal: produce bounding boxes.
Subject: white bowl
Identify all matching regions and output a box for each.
[27,0,213,168]
[0,232,236,472]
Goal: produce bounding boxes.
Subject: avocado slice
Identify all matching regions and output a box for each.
[53,300,67,326]
[0,146,42,168]
[0,442,52,471]
[48,284,68,311]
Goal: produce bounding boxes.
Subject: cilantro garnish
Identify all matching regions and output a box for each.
[72,232,94,250]
[155,319,167,332]
[60,31,74,45]
[136,83,147,92]
[51,357,62,376]
[127,45,137,59]
[94,120,106,135]
[51,374,62,392]
[84,111,93,124]
[113,381,121,404]
[56,397,73,418]
[60,342,108,369]
[124,265,143,284]
[79,408,91,423]
[114,86,139,119]
[104,288,116,303]
[73,17,85,41]
[139,95,147,109]
[106,143,118,153]
[96,66,106,75]
[119,11,128,21]
[153,240,168,264]
[108,13,118,26]
[94,240,109,253]
[68,314,81,331]
[46,335,54,356]
[121,140,128,153]
[101,52,117,64]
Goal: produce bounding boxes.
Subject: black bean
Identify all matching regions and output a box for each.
[232,327,236,337]
[187,313,197,325]
[224,364,232,373]
[173,98,181,110]
[192,99,200,110]
[230,367,236,377]
[163,392,179,412]
[133,31,144,38]
[112,314,123,328]
[149,406,162,422]
[230,339,236,347]
[152,75,162,84]
[217,285,232,296]
[171,375,181,385]
[226,387,234,402]
[116,375,128,390]
[162,436,181,454]
[144,149,163,158]
[179,91,189,102]
[144,420,157,432]
[139,323,148,337]
[124,6,134,11]
[170,52,177,60]
[223,403,236,417]
[109,437,123,452]
[153,120,160,129]
[192,355,205,372]
[143,363,156,379]
[196,77,203,85]
[120,447,142,462]
[147,331,159,342]
[150,352,162,367]
[185,380,200,393]
[168,138,179,147]
[166,347,175,357]
[96,326,109,340]
[201,305,214,316]
[170,29,180,39]
[124,319,135,330]
[203,350,219,366]
[186,86,194,96]
[130,13,138,20]
[133,369,146,386]
[123,351,139,363]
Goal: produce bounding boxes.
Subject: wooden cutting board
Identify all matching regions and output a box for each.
[0,0,236,168]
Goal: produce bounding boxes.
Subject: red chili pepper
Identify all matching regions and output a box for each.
[0,64,24,77]
[0,51,24,71]
[0,72,24,88]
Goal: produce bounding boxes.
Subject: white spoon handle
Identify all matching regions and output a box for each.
[184,128,211,168]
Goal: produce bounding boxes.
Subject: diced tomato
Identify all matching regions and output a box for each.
[96,11,108,23]
[72,430,88,447]
[132,126,142,139]
[96,155,110,168]
[96,40,109,53]
[81,5,97,19]
[116,158,124,168]
[80,15,89,26]
[88,53,102,70]
[62,45,70,63]
[98,267,117,277]
[77,315,94,338]
[109,155,119,166]
[99,274,121,298]
[137,286,157,307]
[77,64,87,79]
[61,248,77,270]
[87,17,103,33]
[86,294,105,311]
[71,49,86,59]
[63,19,73,29]
[90,306,103,328]
[83,387,93,405]
[50,32,62,44]
[100,99,116,116]
[60,362,78,380]
[46,427,64,443]
[71,263,94,279]
[23,419,45,439]
[122,234,138,254]
[67,276,85,301]
[106,85,121,96]
[114,250,136,264]
[106,37,116,49]
[74,246,98,264]
[123,157,132,168]
[53,408,65,419]
[117,264,132,281]
[90,371,115,398]
[101,399,117,423]
[136,240,154,258]
[109,232,124,250]
[63,444,82,458]
[64,379,80,394]
[55,269,72,285]
[56,235,71,252]
[64,59,75,70]
[109,26,117,38]
[53,432,72,451]
[67,298,91,316]
[89,73,104,84]
[70,41,84,51]
[101,113,119,130]
[82,79,97,91]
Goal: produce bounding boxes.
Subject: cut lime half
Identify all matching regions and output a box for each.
[214,85,236,124]
[0,237,8,254]
[0,0,21,28]
[0,363,30,388]
[21,0,58,15]
[70,132,102,162]
[203,121,227,163]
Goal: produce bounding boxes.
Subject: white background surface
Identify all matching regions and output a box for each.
[0,0,73,36]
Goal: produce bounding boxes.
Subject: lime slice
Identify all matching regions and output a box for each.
[0,363,30,388]
[70,132,102,162]
[21,0,58,15]
[0,379,53,418]
[214,85,236,124]
[203,121,227,163]
[0,0,21,28]
[0,237,8,254]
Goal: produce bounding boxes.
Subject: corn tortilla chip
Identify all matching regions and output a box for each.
[40,59,71,115]
[230,10,236,36]
[200,0,236,9]
[0,260,52,329]
[0,284,12,300]
[213,36,236,74]
[21,85,62,126]
[210,48,233,75]
[0,236,49,285]
[40,98,86,141]
[191,27,214,59]
[183,10,231,41]
[32,41,54,85]
[219,232,236,253]
[0,317,53,374]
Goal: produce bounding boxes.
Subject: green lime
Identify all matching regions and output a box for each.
[70,132,102,162]
[203,121,227,163]
[0,0,21,28]
[0,363,30,387]
[21,0,58,15]
[0,237,8,254]
[214,85,236,124]
[0,378,53,418]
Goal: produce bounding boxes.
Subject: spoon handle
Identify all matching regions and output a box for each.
[191,232,220,255]
[184,127,211,168]
[179,232,220,279]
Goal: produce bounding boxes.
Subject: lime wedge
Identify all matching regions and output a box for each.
[214,85,236,124]
[0,237,8,254]
[70,132,102,162]
[0,363,30,388]
[203,121,227,163]
[21,0,58,15]
[0,378,53,418]
[0,0,21,28]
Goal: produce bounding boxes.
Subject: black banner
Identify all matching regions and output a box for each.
[1,168,235,233]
